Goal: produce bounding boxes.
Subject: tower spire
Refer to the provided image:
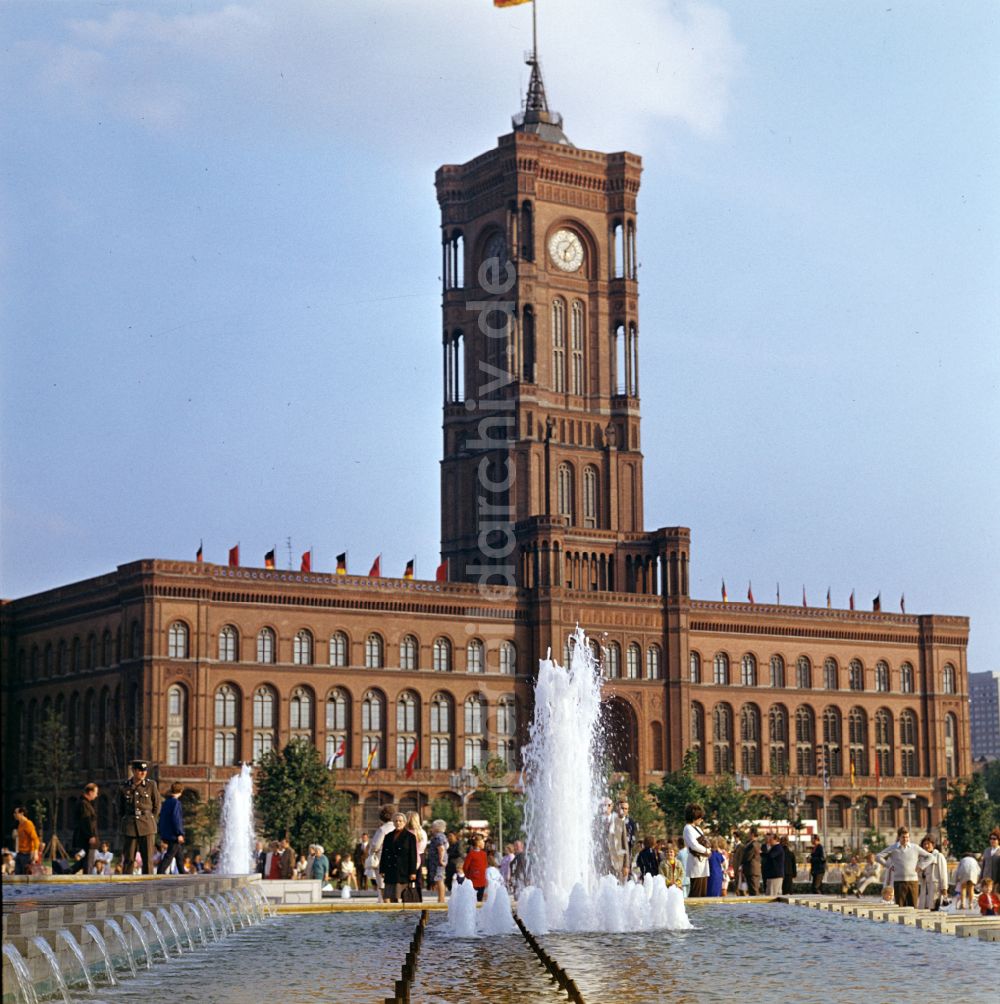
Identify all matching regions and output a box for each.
[512,2,571,146]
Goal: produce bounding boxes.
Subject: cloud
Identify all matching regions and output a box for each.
[12,0,740,149]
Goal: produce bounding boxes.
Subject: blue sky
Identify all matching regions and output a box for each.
[2,1,998,669]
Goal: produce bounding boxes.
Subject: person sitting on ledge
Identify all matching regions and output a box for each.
[978,878,999,916]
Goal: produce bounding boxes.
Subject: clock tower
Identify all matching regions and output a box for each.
[437,57,690,607]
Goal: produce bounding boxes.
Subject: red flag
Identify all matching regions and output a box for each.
[369,554,381,578]
[873,593,881,612]
[403,559,414,580]
[802,585,807,608]
[405,742,419,778]
[435,560,448,582]
[900,593,906,613]
[747,581,754,604]
[336,552,347,575]
[228,544,240,567]
[300,550,311,572]
[721,579,728,603]
[826,587,831,609]
[849,589,855,611]
[264,548,275,569]
[196,541,203,563]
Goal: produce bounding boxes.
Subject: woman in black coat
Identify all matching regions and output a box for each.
[781,836,797,895]
[378,812,418,903]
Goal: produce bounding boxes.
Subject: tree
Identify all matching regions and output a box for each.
[473,757,525,844]
[429,797,463,834]
[943,775,1000,856]
[981,760,1000,804]
[610,777,665,841]
[24,709,74,852]
[254,739,352,856]
[648,749,708,837]
[183,792,222,854]
[704,773,750,837]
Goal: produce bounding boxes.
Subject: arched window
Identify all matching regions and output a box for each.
[361,690,385,768]
[770,655,785,688]
[899,710,917,777]
[101,630,112,666]
[689,651,701,684]
[796,656,812,689]
[768,705,788,775]
[289,686,314,740]
[365,633,384,669]
[218,626,238,662]
[570,299,585,394]
[71,637,82,673]
[433,637,451,672]
[466,639,484,674]
[257,628,276,664]
[848,659,864,691]
[400,635,418,671]
[396,692,419,768]
[293,630,313,666]
[166,684,186,765]
[712,703,733,774]
[900,662,914,694]
[325,688,350,764]
[646,645,662,680]
[56,640,66,675]
[499,641,516,675]
[464,694,487,769]
[944,712,958,777]
[822,707,843,775]
[167,622,189,659]
[582,465,599,529]
[552,298,566,392]
[430,692,453,770]
[691,702,705,772]
[741,654,757,687]
[497,695,517,768]
[795,706,815,775]
[942,663,956,695]
[214,684,240,766]
[848,707,868,777]
[823,658,838,691]
[713,653,729,686]
[875,661,890,692]
[252,686,277,759]
[626,643,641,679]
[87,634,97,670]
[605,642,621,679]
[740,704,761,775]
[557,463,574,522]
[874,709,893,777]
[329,632,348,667]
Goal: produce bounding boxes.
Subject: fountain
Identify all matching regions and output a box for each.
[140,909,170,962]
[30,936,70,1003]
[170,901,196,950]
[3,943,39,1004]
[157,906,185,955]
[517,626,692,933]
[104,917,138,978]
[82,923,118,986]
[122,913,152,969]
[219,761,257,874]
[55,930,94,993]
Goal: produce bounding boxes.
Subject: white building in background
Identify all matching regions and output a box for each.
[969,671,1000,761]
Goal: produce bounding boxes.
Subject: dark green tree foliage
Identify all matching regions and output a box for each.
[703,773,749,837]
[428,797,463,834]
[183,792,222,854]
[943,775,1000,856]
[475,787,526,845]
[254,739,351,855]
[981,760,1000,805]
[25,709,74,846]
[648,749,708,837]
[610,777,665,841]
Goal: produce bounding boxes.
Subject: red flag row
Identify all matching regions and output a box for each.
[722,578,906,612]
[196,542,447,581]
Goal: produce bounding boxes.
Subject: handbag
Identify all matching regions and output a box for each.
[401,881,422,904]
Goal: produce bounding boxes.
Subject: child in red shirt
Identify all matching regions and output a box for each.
[460,835,489,902]
[978,878,999,916]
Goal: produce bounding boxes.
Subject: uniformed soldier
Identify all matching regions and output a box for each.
[119,760,161,874]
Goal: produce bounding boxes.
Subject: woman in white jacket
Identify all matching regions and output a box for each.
[682,803,711,897]
[917,835,949,910]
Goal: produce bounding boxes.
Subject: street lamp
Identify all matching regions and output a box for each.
[901,791,915,834]
[450,767,478,824]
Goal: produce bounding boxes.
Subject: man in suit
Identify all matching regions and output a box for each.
[982,829,1000,886]
[809,834,827,894]
[603,798,630,881]
[353,834,370,890]
[278,837,295,879]
[615,797,636,880]
[741,826,762,895]
[762,832,785,897]
[68,783,100,874]
[156,783,185,875]
[118,760,161,875]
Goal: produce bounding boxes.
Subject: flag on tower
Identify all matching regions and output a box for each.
[826,587,831,609]
[336,552,347,575]
[900,593,906,613]
[363,741,379,779]
[435,560,448,582]
[300,550,311,573]
[776,583,781,605]
[494,0,532,7]
[849,589,855,611]
[403,559,414,580]
[369,555,381,578]
[747,581,755,604]
[873,593,881,612]
[850,753,856,788]
[721,579,728,603]
[326,738,345,770]
[802,585,807,608]
[228,544,240,568]
[405,742,419,779]
[264,548,275,569]
[196,541,203,563]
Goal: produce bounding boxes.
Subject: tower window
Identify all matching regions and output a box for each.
[583,465,599,528]
[570,300,585,394]
[552,298,566,392]
[557,463,574,523]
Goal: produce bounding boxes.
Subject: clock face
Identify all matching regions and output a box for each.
[548,228,584,272]
[483,231,507,264]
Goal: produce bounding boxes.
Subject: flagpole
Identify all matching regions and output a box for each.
[532,0,538,61]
